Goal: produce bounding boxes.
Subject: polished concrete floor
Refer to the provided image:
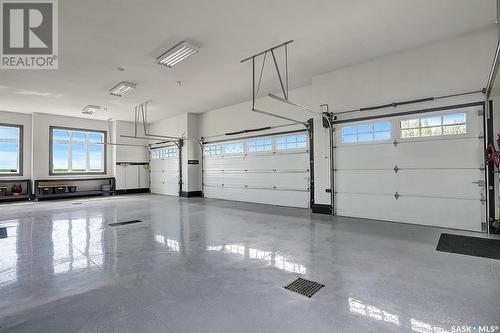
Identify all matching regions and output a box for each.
[0,194,499,333]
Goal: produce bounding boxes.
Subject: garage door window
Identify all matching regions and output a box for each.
[50,127,106,175]
[204,144,221,156]
[248,139,272,152]
[342,122,391,144]
[0,124,22,176]
[224,142,244,154]
[276,134,307,150]
[400,113,466,138]
[163,147,177,158]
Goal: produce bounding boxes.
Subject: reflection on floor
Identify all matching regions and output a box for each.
[0,194,498,333]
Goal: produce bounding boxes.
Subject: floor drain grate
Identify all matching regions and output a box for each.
[109,220,143,227]
[284,278,324,298]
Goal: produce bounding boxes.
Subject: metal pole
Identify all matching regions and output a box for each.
[285,43,288,98]
[240,40,294,63]
[270,49,287,99]
[252,57,256,110]
[134,107,138,137]
[268,93,322,117]
[487,41,500,97]
[252,108,306,125]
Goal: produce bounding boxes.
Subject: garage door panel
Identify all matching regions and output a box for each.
[336,193,482,231]
[335,144,396,169]
[150,151,179,196]
[335,170,396,194]
[396,139,483,169]
[205,153,308,171]
[204,172,309,189]
[397,169,483,198]
[204,186,309,208]
[334,105,485,231]
[203,134,309,208]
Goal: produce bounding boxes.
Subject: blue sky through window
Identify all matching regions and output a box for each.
[51,128,105,173]
[0,142,18,171]
[0,126,20,173]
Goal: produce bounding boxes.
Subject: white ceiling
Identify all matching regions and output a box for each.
[0,0,496,122]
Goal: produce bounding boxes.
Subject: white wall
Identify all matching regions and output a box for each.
[113,120,149,163]
[0,110,32,180]
[199,85,312,138]
[32,113,113,179]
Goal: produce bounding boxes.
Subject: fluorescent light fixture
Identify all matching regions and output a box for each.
[81,105,101,115]
[156,41,199,68]
[109,81,136,97]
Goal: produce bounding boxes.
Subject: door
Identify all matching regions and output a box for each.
[150,146,179,196]
[139,164,150,189]
[125,164,140,189]
[334,104,485,231]
[203,132,310,208]
[116,164,126,190]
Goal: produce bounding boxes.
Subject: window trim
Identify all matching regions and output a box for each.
[341,121,392,145]
[0,123,23,177]
[399,112,467,140]
[204,144,222,156]
[246,137,273,153]
[223,141,245,155]
[276,133,308,151]
[151,146,178,159]
[49,126,107,176]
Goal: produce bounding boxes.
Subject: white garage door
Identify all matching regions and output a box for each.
[150,146,180,196]
[334,105,486,231]
[203,132,310,208]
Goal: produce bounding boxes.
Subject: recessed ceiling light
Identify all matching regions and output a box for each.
[82,105,101,115]
[156,41,199,68]
[109,81,136,97]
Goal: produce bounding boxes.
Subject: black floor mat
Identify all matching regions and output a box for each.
[436,233,500,260]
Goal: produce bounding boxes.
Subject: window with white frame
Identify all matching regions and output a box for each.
[247,138,272,152]
[224,142,244,154]
[276,133,307,150]
[163,147,177,158]
[204,144,221,156]
[0,124,22,175]
[51,127,106,174]
[400,113,466,138]
[151,150,161,160]
[342,122,391,143]
[152,147,177,159]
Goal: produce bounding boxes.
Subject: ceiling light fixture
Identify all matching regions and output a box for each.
[156,41,199,68]
[81,105,101,115]
[109,81,136,97]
